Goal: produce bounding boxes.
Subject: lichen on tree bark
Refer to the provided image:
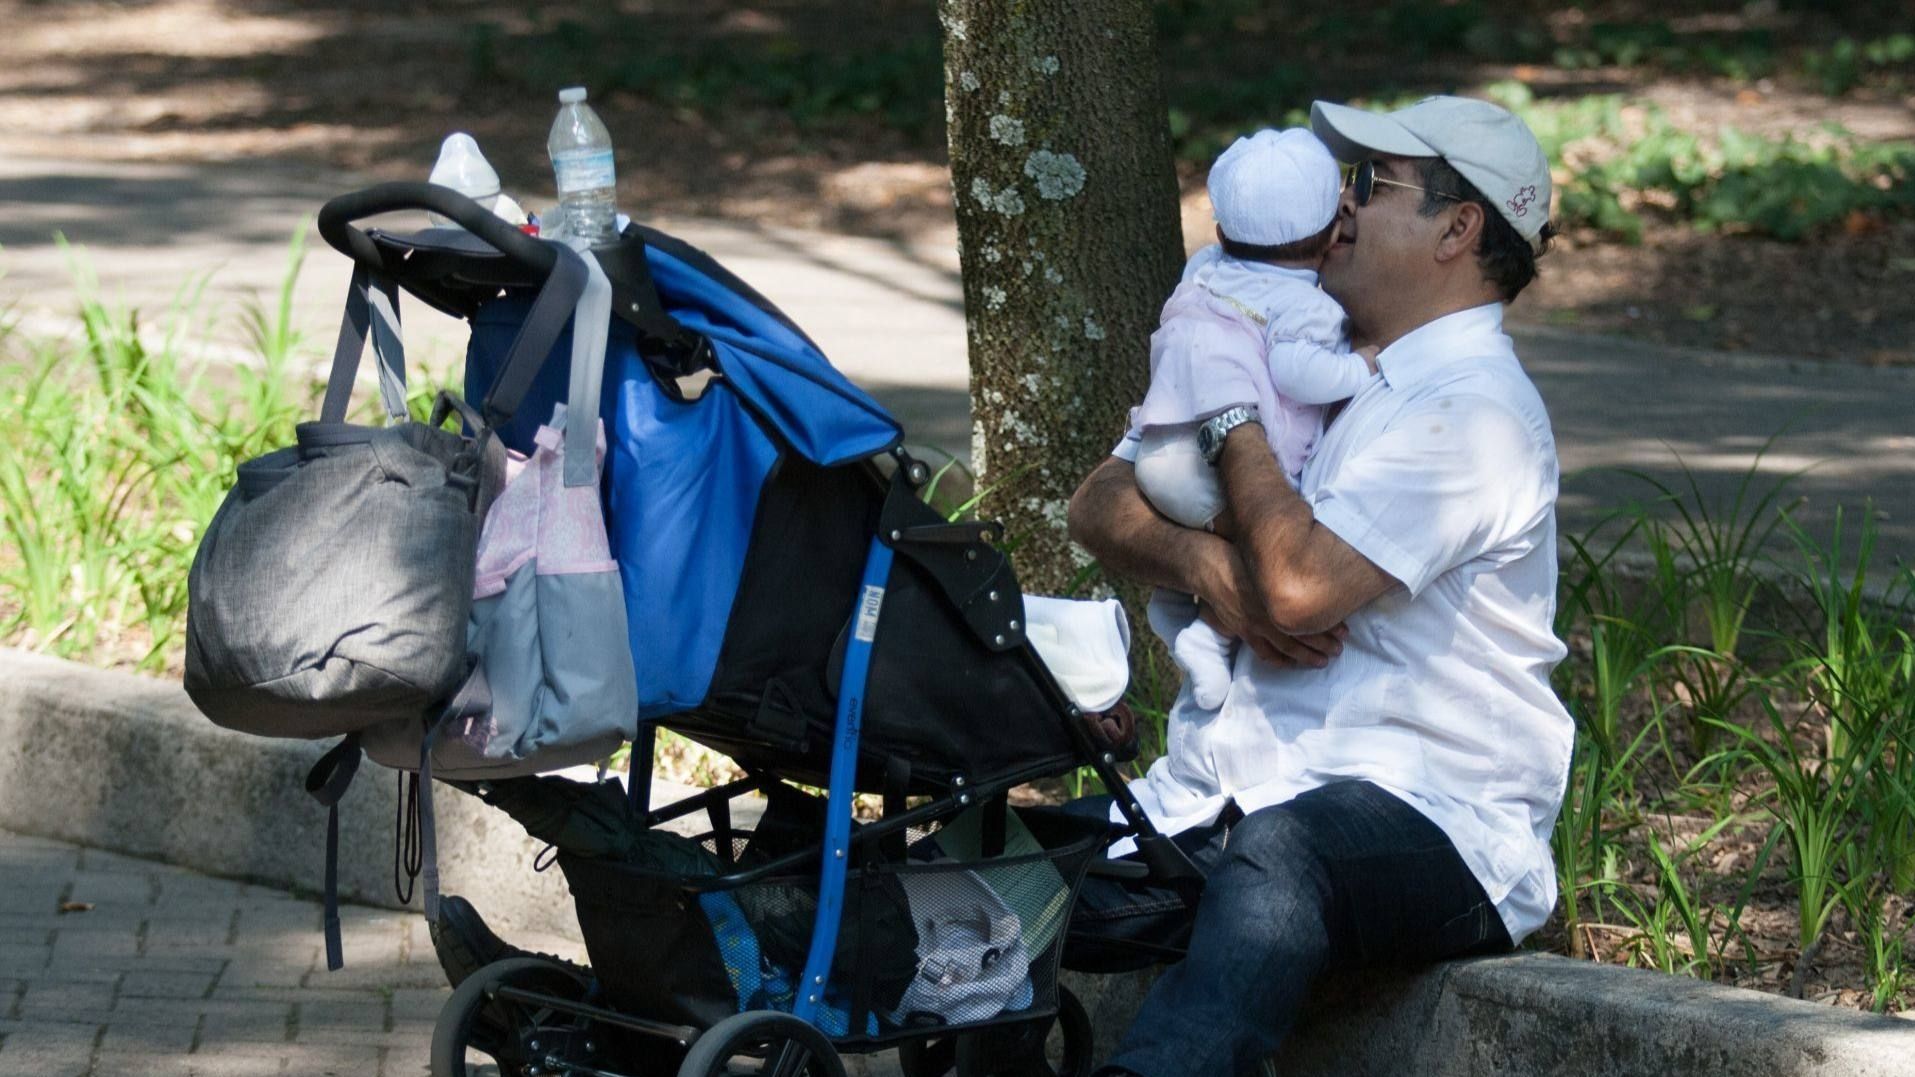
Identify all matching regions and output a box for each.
[939,0,1184,595]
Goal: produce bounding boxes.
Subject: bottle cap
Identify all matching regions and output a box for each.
[428,132,501,203]
[558,87,588,104]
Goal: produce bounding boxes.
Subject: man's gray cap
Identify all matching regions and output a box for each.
[1311,95,1553,252]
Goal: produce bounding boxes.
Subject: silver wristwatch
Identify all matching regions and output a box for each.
[1198,405,1261,466]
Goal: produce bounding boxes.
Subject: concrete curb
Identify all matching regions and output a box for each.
[0,647,748,939]
[6,648,1911,1073]
[1066,953,1915,1076]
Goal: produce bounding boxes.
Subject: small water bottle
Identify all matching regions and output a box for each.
[547,86,619,245]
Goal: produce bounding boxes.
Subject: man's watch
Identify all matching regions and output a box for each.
[1198,405,1261,466]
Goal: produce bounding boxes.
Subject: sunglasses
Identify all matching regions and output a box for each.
[1346,159,1464,208]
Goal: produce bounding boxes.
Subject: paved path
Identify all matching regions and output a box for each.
[0,827,497,1076]
[0,828,909,1077]
[5,153,1912,569]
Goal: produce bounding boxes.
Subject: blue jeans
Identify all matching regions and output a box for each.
[1062,780,1511,1077]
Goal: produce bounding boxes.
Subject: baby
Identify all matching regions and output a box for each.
[1131,128,1377,709]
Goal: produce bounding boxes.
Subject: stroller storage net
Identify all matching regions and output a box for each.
[559,797,1106,1044]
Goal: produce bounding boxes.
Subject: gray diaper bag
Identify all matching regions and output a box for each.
[183,250,587,738]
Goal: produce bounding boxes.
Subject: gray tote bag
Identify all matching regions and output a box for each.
[184,247,589,739]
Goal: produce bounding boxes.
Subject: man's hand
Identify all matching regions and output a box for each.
[1193,543,1348,669]
[1080,702,1140,762]
[1068,453,1360,667]
[1358,344,1382,377]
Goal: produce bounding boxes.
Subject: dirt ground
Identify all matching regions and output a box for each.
[2,0,1910,364]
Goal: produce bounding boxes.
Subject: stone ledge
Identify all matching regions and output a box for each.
[0,648,747,938]
[1065,953,1915,1076]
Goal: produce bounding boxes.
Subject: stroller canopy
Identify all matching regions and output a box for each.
[637,229,902,469]
[466,228,902,724]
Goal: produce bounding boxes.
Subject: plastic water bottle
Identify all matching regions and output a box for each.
[547,87,619,245]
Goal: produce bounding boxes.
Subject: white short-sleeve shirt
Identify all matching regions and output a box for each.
[1109,302,1573,944]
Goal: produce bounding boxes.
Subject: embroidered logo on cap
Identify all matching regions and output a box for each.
[1507,185,1537,217]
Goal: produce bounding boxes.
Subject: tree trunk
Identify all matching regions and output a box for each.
[938,0,1184,596]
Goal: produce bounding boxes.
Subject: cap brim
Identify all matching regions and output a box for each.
[1309,101,1438,163]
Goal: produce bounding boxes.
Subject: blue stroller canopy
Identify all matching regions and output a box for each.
[637,228,901,469]
[465,226,900,720]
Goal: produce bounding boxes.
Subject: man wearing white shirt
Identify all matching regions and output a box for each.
[1063,96,1575,1077]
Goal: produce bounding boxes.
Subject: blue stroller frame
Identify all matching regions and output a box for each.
[316,184,1201,1077]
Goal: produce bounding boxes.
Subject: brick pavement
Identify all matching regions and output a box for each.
[0,827,587,1077]
[0,829,907,1077]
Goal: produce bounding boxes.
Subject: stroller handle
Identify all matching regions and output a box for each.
[317,182,558,278]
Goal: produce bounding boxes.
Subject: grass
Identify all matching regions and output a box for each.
[0,232,460,671]
[1542,455,1912,1008]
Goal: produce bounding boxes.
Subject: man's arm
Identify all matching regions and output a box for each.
[1067,455,1346,668]
[1214,422,1398,635]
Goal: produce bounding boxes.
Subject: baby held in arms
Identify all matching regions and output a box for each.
[1131,127,1379,710]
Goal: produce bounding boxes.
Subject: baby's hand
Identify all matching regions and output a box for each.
[1357,344,1381,376]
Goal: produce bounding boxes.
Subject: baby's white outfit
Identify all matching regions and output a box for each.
[1131,244,1371,709]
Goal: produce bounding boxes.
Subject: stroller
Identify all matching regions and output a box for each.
[315,185,1200,1077]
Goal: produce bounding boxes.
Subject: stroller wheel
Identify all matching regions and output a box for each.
[896,988,1093,1077]
[677,1011,846,1077]
[430,956,604,1077]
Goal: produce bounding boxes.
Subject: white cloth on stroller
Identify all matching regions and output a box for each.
[889,869,1035,1026]
[1022,595,1131,713]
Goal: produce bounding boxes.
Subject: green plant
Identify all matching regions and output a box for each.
[1842,868,1913,1014]
[1634,440,1805,658]
[1781,507,1915,894]
[1611,831,1721,980]
[1804,34,1915,96]
[1652,644,1755,778]
[1712,687,1891,997]
[0,234,465,670]
[1553,715,1658,958]
[1557,521,1667,766]
[1485,81,1915,243]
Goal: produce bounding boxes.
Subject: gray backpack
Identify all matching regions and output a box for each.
[184,248,587,738]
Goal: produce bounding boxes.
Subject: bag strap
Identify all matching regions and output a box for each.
[303,735,364,971]
[320,266,408,424]
[415,665,493,923]
[319,243,590,434]
[561,246,615,488]
[477,243,591,430]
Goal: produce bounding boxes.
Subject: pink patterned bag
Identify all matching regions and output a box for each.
[363,253,636,780]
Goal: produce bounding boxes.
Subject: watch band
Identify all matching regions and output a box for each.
[1199,405,1260,466]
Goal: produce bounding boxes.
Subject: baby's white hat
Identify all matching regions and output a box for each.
[1207,127,1341,247]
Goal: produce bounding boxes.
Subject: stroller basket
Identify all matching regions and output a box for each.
[560,798,1107,1046]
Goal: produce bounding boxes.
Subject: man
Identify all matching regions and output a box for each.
[1062,95,1575,1077]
